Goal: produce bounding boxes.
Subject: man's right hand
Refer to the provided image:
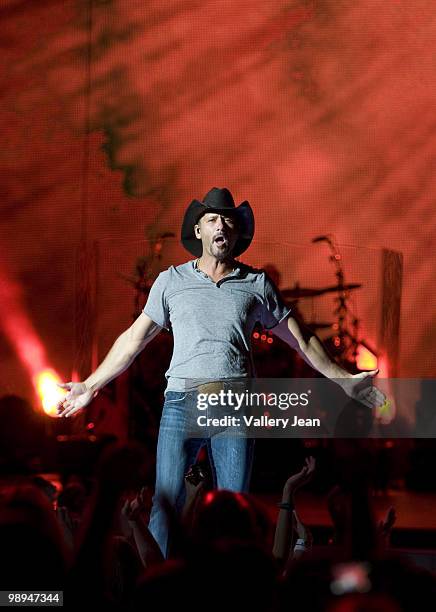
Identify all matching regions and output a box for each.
[56,381,96,418]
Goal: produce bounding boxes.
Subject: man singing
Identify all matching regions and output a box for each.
[57,187,384,556]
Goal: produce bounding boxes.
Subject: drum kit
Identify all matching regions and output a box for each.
[278,280,362,366]
[254,235,366,371]
[251,276,363,374]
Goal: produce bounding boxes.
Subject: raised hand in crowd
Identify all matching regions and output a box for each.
[272,456,316,563]
[377,505,396,548]
[282,456,316,500]
[182,463,207,529]
[121,486,163,567]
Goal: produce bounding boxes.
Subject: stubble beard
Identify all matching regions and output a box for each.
[211,241,231,261]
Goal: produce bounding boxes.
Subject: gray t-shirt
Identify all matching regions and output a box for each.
[142,260,292,393]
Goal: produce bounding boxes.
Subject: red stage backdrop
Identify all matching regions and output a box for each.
[1,0,435,404]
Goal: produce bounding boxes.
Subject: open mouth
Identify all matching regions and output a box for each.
[214,236,228,246]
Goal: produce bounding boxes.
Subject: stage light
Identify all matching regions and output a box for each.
[0,262,68,418]
[356,343,378,371]
[34,369,67,417]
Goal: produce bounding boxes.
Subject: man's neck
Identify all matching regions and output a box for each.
[196,255,236,279]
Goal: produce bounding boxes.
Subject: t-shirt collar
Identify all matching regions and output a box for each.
[192,258,241,279]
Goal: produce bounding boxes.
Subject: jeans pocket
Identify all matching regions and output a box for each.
[164,392,188,403]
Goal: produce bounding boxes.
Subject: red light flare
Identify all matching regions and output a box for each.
[0,264,66,417]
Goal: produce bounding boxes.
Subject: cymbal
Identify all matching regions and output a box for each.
[281,287,327,298]
[321,283,362,294]
[281,283,361,299]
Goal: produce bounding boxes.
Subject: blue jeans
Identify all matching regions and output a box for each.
[148,390,255,557]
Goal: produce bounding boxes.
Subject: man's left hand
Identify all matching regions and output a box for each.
[338,369,386,411]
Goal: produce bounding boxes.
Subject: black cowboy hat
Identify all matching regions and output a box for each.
[181,187,255,257]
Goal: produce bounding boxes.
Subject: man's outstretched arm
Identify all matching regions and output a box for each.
[57,313,162,417]
[273,315,351,379]
[272,315,385,410]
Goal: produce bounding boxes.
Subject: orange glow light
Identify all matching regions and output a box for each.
[356,344,378,371]
[34,369,66,417]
